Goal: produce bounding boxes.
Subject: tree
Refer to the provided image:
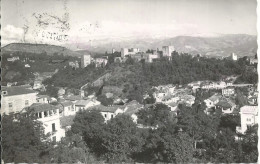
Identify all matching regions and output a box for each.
[241,124,258,163]
[97,94,114,106]
[163,132,194,163]
[49,134,96,163]
[101,114,144,162]
[177,103,220,150]
[70,110,105,157]
[137,103,175,127]
[2,113,51,163]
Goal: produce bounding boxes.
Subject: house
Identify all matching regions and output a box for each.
[215,98,236,114]
[248,95,258,105]
[75,99,101,111]
[64,95,82,104]
[68,61,79,69]
[236,106,258,134]
[23,103,65,142]
[166,102,179,112]
[59,101,76,116]
[222,87,235,97]
[58,88,66,98]
[1,86,38,115]
[36,95,52,104]
[25,64,31,68]
[90,105,124,122]
[7,56,20,62]
[33,80,44,90]
[204,94,222,108]
[180,94,195,107]
[249,57,258,65]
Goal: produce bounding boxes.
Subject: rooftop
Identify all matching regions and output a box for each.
[37,94,51,100]
[2,86,37,97]
[208,94,222,102]
[90,105,123,113]
[75,99,92,106]
[240,106,258,115]
[60,101,74,107]
[26,103,59,112]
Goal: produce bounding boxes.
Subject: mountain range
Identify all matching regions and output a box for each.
[1,34,257,57]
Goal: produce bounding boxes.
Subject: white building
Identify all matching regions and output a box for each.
[162,46,175,57]
[236,106,258,134]
[204,94,222,109]
[121,48,140,57]
[60,101,76,116]
[93,105,124,123]
[1,86,38,115]
[230,53,238,61]
[148,54,159,63]
[36,95,51,104]
[81,54,91,68]
[24,103,66,142]
[222,87,235,97]
[75,99,101,111]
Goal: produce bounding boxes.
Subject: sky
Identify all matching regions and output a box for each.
[1,0,257,49]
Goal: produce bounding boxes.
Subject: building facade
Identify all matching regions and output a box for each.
[27,103,65,142]
[1,86,38,115]
[162,46,175,57]
[81,54,91,68]
[236,106,258,134]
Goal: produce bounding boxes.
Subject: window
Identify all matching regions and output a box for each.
[25,100,29,106]
[44,111,48,117]
[104,114,107,118]
[8,103,13,109]
[111,114,114,119]
[49,110,53,116]
[52,123,56,132]
[52,136,56,144]
[247,118,251,122]
[39,112,42,118]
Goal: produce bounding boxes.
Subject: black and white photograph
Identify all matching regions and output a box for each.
[1,0,258,163]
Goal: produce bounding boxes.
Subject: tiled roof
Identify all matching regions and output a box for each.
[90,105,123,113]
[27,103,59,112]
[208,94,222,102]
[216,100,232,108]
[2,86,37,96]
[75,99,92,106]
[60,101,73,107]
[64,95,82,101]
[124,101,143,115]
[37,94,51,100]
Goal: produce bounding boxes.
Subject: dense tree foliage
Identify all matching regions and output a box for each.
[71,110,105,157]
[137,103,176,127]
[2,113,51,163]
[1,52,78,84]
[102,115,144,162]
[49,134,96,163]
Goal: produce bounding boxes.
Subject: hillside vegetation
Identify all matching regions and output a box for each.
[1,43,81,56]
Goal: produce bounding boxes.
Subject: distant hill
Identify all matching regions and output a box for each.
[81,34,257,57]
[1,43,82,57]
